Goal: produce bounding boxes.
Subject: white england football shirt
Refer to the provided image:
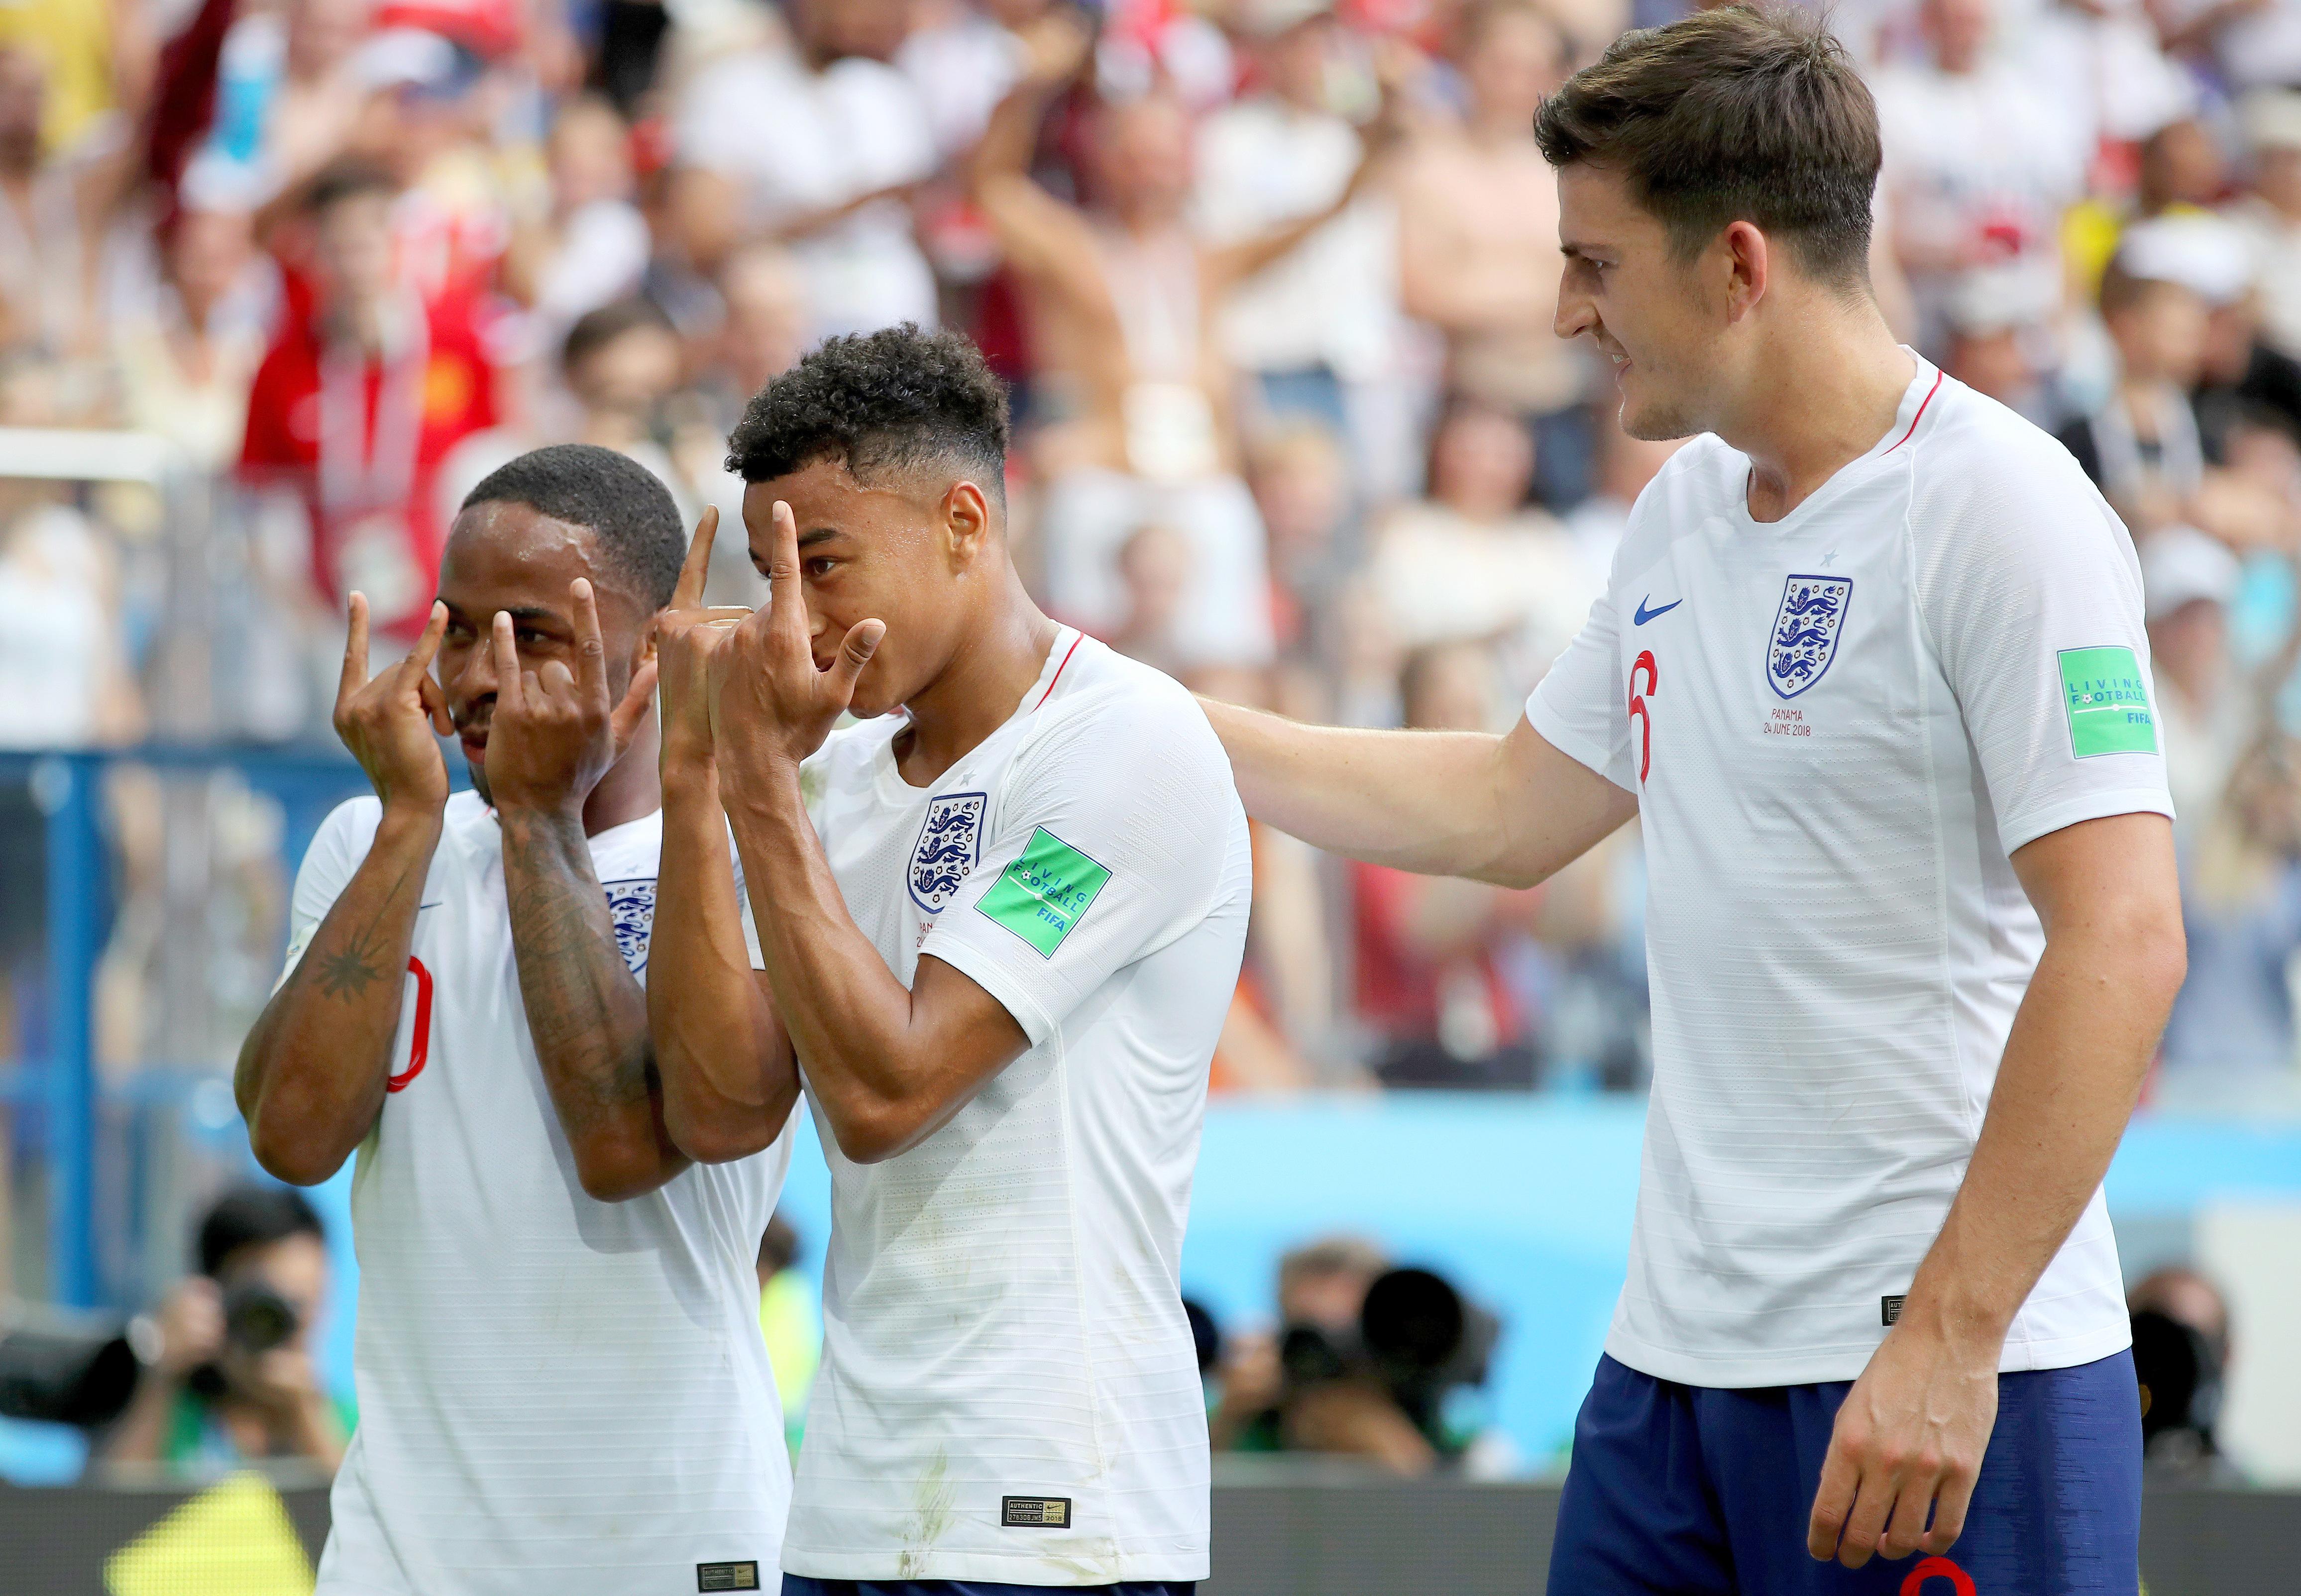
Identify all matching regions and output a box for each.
[285,792,794,1596]
[764,629,1251,1585]
[1529,357,2173,1389]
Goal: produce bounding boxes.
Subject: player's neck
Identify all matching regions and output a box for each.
[582,717,663,835]
[895,578,1063,788]
[1725,306,1915,524]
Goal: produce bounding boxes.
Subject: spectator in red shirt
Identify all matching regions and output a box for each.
[239,159,498,639]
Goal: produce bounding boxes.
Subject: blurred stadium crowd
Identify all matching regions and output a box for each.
[2,0,2301,1120]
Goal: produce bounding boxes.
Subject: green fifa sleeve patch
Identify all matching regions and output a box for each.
[2058,646,2158,757]
[976,827,1111,958]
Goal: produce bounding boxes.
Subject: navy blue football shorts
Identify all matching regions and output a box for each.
[1545,1351,2141,1596]
[781,1581,1193,1596]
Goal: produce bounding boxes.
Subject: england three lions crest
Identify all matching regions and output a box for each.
[1768,575,1852,699]
[909,791,986,913]
[602,878,657,974]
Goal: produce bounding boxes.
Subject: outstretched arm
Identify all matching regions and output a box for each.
[709,501,1030,1164]
[485,581,686,1201]
[237,600,454,1184]
[1806,811,2184,1570]
[968,10,1104,302]
[648,508,804,1164]
[1197,699,1636,887]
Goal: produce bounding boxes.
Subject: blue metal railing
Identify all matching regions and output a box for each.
[1,745,380,1308]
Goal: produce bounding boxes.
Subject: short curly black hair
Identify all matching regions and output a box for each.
[459,443,687,610]
[725,324,1009,502]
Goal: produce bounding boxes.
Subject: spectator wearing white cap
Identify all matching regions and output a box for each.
[2095,215,2301,549]
[2230,90,2301,367]
[1941,264,2061,423]
[2143,525,2250,836]
[2057,242,2214,534]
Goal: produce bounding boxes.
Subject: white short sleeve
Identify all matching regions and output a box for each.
[278,797,384,985]
[919,693,1238,1047]
[1915,441,2175,854]
[1526,585,1636,791]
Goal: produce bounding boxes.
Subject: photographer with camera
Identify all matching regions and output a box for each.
[1212,1234,1514,1477]
[100,1184,346,1480]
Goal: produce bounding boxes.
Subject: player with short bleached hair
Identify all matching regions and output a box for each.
[236,443,794,1595]
[1204,8,2182,1594]
[648,324,1250,1594]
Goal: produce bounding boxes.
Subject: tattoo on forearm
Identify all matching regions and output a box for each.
[305,858,422,1002]
[501,816,655,1133]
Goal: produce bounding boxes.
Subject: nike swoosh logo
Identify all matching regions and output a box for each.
[1633,597,1682,626]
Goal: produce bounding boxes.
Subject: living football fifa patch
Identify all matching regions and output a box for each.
[977,828,1110,957]
[2058,647,2157,757]
[695,1561,761,1591]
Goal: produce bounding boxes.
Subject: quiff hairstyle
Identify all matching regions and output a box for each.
[1533,5,1881,289]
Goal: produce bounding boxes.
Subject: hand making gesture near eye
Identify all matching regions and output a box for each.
[708,499,885,784]
[482,578,660,819]
[653,505,758,781]
[334,594,455,818]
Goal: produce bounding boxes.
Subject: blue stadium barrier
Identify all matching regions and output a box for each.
[6,746,2301,1468]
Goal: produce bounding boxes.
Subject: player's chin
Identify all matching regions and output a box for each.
[847,684,898,720]
[1618,388,1688,444]
[845,663,905,721]
[464,752,492,805]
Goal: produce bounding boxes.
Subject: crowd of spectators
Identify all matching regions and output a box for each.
[3,0,2301,1099]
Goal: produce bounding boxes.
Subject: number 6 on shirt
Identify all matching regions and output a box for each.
[1629,649,1658,783]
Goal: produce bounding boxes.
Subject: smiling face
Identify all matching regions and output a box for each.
[741,456,1000,721]
[435,500,656,800]
[1555,162,1735,442]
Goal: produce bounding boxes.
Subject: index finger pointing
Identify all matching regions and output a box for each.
[769,499,807,644]
[396,601,449,686]
[570,577,608,704]
[340,592,371,700]
[492,610,524,713]
[672,505,719,610]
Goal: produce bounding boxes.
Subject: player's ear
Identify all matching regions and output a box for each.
[943,480,992,569]
[1721,218,1768,323]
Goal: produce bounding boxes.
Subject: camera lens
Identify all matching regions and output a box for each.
[222,1283,300,1355]
[1360,1268,1466,1375]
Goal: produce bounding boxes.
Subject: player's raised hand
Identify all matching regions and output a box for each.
[654,505,754,777]
[709,498,884,777]
[333,593,454,818]
[483,579,655,817]
[1015,4,1094,88]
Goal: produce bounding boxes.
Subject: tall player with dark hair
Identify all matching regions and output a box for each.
[236,444,794,1595]
[1203,8,2182,1593]
[649,324,1251,1593]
